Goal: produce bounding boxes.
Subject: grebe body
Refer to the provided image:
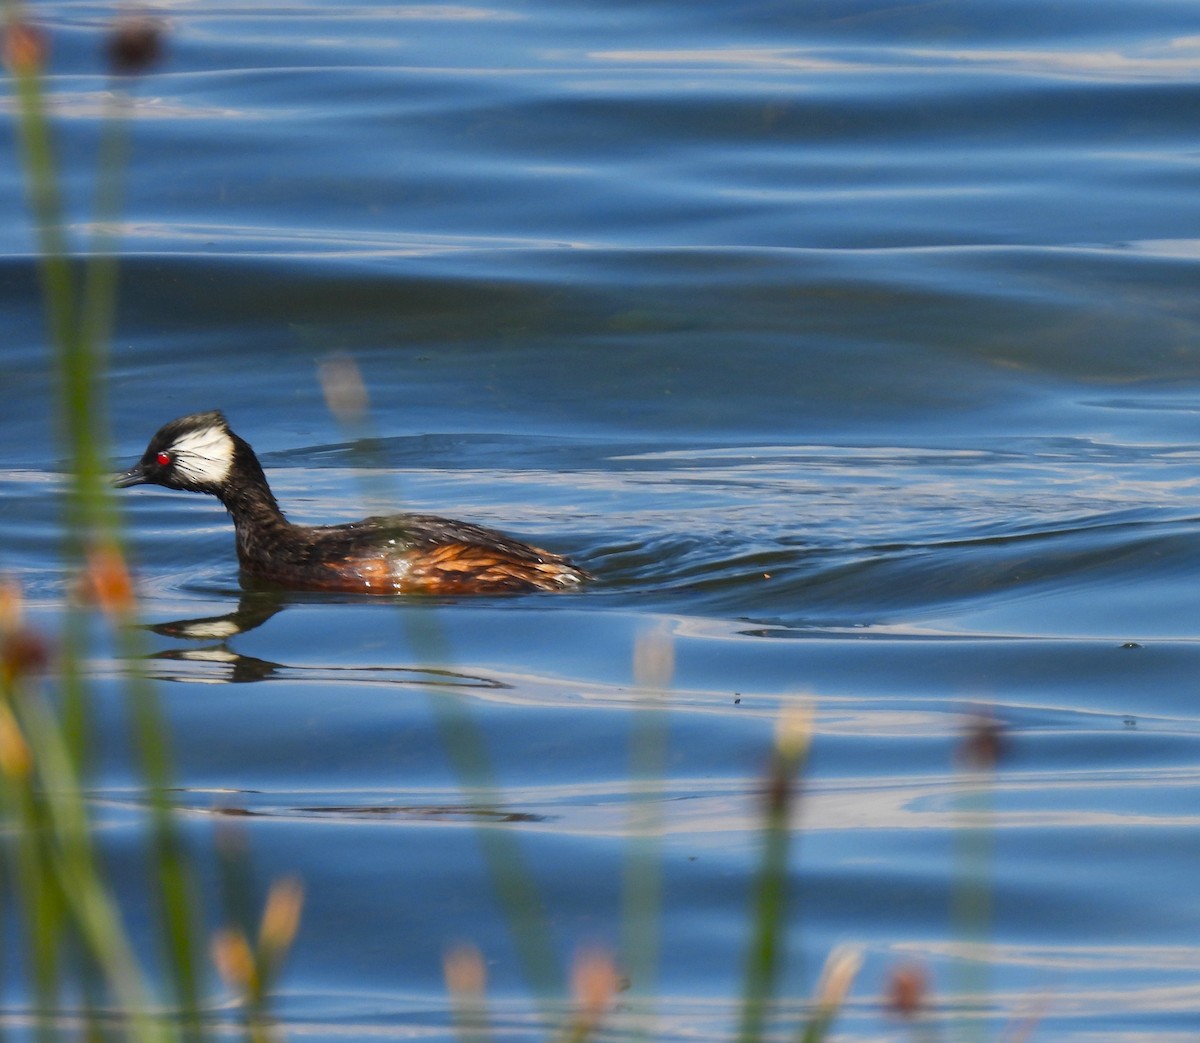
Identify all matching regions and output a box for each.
[115,411,588,595]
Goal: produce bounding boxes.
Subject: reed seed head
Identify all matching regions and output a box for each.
[82,542,135,618]
[774,702,813,762]
[570,947,619,1026]
[885,961,928,1018]
[3,21,48,76]
[259,876,305,961]
[0,580,49,687]
[319,352,370,426]
[959,712,1005,770]
[633,624,674,692]
[1,629,50,688]
[107,16,163,76]
[212,927,257,992]
[0,704,32,779]
[814,944,862,1012]
[443,943,487,998]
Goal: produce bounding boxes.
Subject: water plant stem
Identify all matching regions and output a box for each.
[619,626,673,1042]
[320,366,566,1019]
[5,6,202,1036]
[737,705,812,1043]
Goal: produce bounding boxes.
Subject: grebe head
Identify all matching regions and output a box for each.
[115,410,238,495]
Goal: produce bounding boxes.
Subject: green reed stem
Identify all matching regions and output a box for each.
[123,652,204,1042]
[407,568,567,1014]
[1,678,169,1043]
[737,708,811,1043]
[324,388,565,1017]
[0,744,64,1043]
[797,1011,833,1043]
[4,8,78,355]
[4,4,97,789]
[5,12,96,1039]
[619,628,672,1043]
[83,77,205,1043]
[6,7,202,1037]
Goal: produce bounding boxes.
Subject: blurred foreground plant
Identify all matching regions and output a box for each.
[6,4,867,1039]
[2,7,299,1041]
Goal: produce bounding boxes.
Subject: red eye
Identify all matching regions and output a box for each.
[156,451,171,467]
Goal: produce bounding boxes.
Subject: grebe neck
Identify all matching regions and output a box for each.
[215,444,294,563]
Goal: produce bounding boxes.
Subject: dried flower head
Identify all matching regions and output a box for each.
[570,947,619,1027]
[0,580,22,634]
[775,702,813,762]
[1,629,50,688]
[259,876,304,961]
[0,579,50,686]
[886,961,928,1018]
[443,943,487,999]
[82,542,135,617]
[633,624,674,692]
[959,712,1005,770]
[0,703,32,779]
[211,927,256,992]
[319,352,369,426]
[814,944,862,1012]
[3,21,48,76]
[107,16,163,76]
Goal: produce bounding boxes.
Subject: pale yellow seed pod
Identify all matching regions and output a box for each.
[0,704,32,780]
[633,625,674,693]
[774,702,814,762]
[814,944,862,1012]
[571,947,620,1024]
[319,353,369,426]
[212,928,257,992]
[259,876,305,960]
[443,943,487,999]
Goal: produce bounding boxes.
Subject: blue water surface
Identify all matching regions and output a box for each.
[4,1,1200,1039]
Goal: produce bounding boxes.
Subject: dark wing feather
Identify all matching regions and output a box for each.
[301,513,588,594]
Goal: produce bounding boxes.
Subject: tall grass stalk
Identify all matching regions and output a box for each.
[737,704,812,1043]
[3,6,202,1037]
[619,626,673,1042]
[320,356,566,1018]
[952,714,1002,1043]
[4,10,869,1039]
[0,614,165,1043]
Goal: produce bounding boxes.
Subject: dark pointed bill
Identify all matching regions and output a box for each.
[113,463,147,488]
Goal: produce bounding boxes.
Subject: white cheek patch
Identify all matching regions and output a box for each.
[169,425,234,485]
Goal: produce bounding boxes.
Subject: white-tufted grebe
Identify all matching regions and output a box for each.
[115,411,588,595]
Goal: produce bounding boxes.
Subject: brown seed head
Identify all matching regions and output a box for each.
[211,927,257,992]
[3,22,48,76]
[107,16,163,76]
[0,703,32,779]
[886,961,928,1019]
[570,947,619,1026]
[763,760,792,817]
[1,629,51,688]
[959,713,1005,770]
[82,543,135,617]
[0,579,49,687]
[259,876,304,962]
[0,579,22,634]
[443,943,487,999]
